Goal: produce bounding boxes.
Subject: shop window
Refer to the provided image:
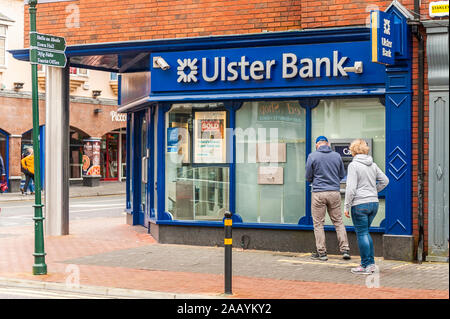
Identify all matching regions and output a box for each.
[0,25,7,67]
[70,129,89,180]
[21,130,33,155]
[165,103,229,221]
[311,98,386,227]
[0,129,7,179]
[236,101,306,224]
[121,132,126,179]
[101,133,119,180]
[70,67,88,76]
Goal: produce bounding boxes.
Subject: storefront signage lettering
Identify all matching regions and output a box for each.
[110,111,127,122]
[429,1,449,17]
[151,41,385,93]
[333,145,353,158]
[371,10,395,65]
[177,52,348,84]
[257,102,305,123]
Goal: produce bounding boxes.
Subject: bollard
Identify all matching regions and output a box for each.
[224,211,232,295]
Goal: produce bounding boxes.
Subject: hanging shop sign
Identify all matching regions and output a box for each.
[194,111,227,163]
[150,41,385,93]
[429,1,449,17]
[370,10,395,65]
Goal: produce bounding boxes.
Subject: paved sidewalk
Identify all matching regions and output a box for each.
[0,213,448,299]
[0,181,125,202]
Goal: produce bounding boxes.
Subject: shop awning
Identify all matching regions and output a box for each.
[9,27,371,74]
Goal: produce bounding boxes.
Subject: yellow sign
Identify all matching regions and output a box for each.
[430,1,449,17]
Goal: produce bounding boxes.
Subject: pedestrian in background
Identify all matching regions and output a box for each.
[344,139,389,274]
[20,148,35,195]
[306,136,351,261]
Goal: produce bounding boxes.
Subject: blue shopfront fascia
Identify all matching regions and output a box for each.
[125,38,412,236]
[7,6,412,235]
[124,25,412,237]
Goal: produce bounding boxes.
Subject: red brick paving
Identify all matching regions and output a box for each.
[0,217,448,299]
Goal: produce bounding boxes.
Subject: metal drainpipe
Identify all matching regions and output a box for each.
[412,0,425,264]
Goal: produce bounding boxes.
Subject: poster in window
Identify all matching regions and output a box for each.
[194,111,226,163]
[82,139,101,177]
[167,122,190,163]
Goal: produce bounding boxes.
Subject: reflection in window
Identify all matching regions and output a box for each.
[236,101,306,224]
[311,98,386,227]
[70,129,89,180]
[0,25,6,67]
[165,103,229,221]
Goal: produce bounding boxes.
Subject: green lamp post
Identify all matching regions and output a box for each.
[28,0,47,275]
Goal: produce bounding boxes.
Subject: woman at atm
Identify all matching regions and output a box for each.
[344,139,389,275]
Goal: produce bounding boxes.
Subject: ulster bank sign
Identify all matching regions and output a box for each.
[150,41,386,94]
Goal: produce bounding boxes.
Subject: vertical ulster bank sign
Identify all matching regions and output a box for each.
[150,41,386,94]
[371,10,396,65]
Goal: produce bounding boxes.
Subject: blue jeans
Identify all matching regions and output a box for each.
[351,202,379,268]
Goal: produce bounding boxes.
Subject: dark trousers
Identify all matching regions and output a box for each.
[23,172,35,193]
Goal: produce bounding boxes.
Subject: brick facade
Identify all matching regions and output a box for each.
[20,0,445,256]
[0,94,124,179]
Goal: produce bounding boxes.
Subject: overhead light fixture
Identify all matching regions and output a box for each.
[93,108,102,114]
[153,56,170,70]
[92,90,102,98]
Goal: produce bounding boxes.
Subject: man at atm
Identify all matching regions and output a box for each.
[305,136,351,261]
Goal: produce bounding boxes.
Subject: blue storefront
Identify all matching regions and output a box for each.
[116,6,414,259]
[11,4,415,259]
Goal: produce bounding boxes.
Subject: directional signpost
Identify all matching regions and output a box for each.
[28,0,68,276]
[30,32,67,68]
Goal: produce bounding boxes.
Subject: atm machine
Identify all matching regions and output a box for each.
[328,138,373,194]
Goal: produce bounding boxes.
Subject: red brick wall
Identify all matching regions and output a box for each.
[24,0,303,46]
[23,0,440,255]
[0,96,124,176]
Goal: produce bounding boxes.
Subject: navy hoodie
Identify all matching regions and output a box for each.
[305,145,346,192]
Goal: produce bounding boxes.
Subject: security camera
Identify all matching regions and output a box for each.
[343,61,363,74]
[153,56,170,70]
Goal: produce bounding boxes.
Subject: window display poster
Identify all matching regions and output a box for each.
[82,139,101,176]
[194,111,226,163]
[167,122,190,163]
[167,128,179,153]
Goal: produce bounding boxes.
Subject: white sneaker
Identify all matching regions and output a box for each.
[351,265,372,275]
[365,264,378,273]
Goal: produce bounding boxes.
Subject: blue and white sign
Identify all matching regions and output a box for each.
[371,10,395,65]
[150,41,385,94]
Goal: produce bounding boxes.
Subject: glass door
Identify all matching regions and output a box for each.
[101,133,119,180]
[141,113,148,226]
[0,129,8,190]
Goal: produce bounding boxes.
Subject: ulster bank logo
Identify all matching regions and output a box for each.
[177,58,198,83]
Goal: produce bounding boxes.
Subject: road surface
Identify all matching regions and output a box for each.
[0,195,125,228]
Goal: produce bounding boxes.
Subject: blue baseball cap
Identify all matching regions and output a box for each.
[315,136,328,143]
